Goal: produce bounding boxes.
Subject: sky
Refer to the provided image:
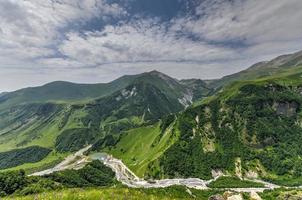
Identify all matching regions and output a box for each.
[1,0,302,92]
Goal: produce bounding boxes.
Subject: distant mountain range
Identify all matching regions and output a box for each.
[0,70,210,110]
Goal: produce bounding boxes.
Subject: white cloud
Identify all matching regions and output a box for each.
[177,0,302,48]
[0,0,126,63]
[1,0,302,91]
[58,20,238,65]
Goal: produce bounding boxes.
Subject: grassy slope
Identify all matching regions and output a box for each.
[0,75,139,110]
[0,104,88,172]
[0,72,191,171]
[0,101,104,148]
[0,103,67,151]
[260,189,302,200]
[3,187,220,200]
[106,122,178,177]
[210,50,302,89]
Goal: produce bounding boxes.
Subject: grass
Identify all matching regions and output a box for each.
[3,186,221,200]
[208,176,265,188]
[260,188,302,200]
[106,123,177,177]
[263,175,302,187]
[0,110,64,152]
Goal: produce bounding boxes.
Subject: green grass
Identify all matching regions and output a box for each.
[0,105,67,152]
[106,123,177,177]
[208,176,265,188]
[260,188,302,200]
[3,186,221,200]
[263,175,302,187]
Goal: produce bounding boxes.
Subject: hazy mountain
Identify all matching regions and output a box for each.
[0,71,211,110]
[210,51,302,89]
[0,75,139,110]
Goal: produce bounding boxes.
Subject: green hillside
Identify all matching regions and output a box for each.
[210,51,302,89]
[106,120,178,177]
[0,71,210,110]
[2,53,302,185]
[0,71,209,171]
[0,75,138,110]
[150,64,302,184]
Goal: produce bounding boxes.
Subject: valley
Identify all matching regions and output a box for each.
[1,51,302,199]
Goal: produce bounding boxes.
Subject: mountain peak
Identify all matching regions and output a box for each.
[144,70,177,81]
[144,70,170,78]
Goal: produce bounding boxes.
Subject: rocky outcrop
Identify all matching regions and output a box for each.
[250,191,262,200]
[273,101,298,117]
[223,192,243,200]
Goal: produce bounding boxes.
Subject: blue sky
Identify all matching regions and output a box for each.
[1,0,302,91]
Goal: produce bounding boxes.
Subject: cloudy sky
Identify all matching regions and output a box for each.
[1,0,302,92]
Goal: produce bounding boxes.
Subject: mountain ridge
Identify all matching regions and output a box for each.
[0,70,210,110]
[209,50,302,89]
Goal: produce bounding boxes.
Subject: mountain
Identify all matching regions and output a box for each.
[102,52,302,184]
[0,71,211,110]
[144,65,302,185]
[180,79,213,101]
[0,71,211,171]
[0,92,7,97]
[0,75,139,110]
[210,50,302,89]
[3,50,302,184]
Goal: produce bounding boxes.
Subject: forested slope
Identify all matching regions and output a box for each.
[150,65,302,185]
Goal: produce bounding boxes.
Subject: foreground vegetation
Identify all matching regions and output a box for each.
[208,176,265,188]
[260,189,302,200]
[0,161,115,197]
[3,186,220,200]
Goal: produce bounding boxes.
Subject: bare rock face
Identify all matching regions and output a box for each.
[273,101,298,117]
[235,158,242,179]
[211,169,223,179]
[226,194,243,200]
[245,170,258,179]
[223,192,243,200]
[250,191,262,200]
[209,192,244,200]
